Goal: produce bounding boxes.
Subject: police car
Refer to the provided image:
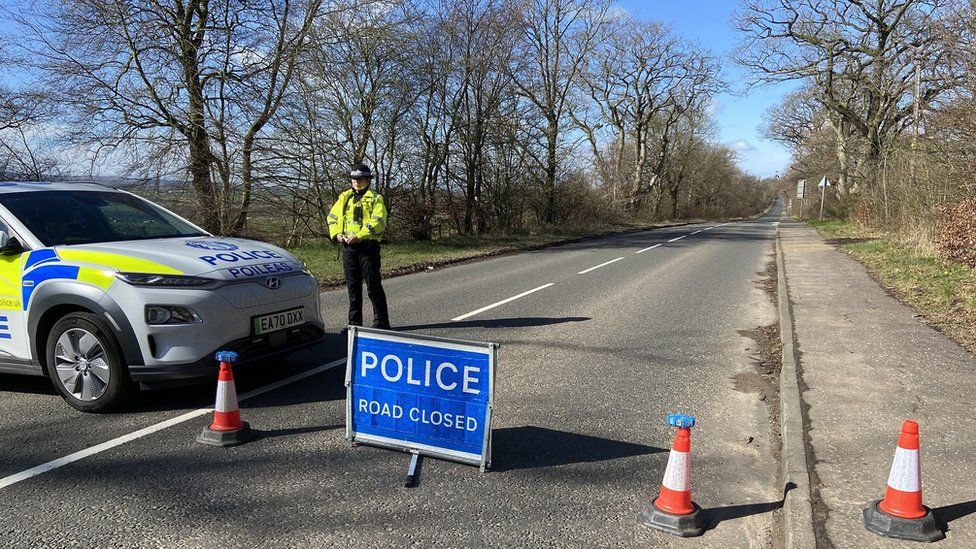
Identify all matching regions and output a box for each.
[0,181,325,412]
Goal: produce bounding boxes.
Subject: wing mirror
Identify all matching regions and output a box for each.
[0,231,23,255]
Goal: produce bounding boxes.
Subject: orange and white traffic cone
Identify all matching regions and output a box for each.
[863,419,944,542]
[196,351,256,447]
[638,414,707,537]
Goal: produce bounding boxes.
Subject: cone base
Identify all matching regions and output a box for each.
[863,499,944,542]
[196,421,256,447]
[638,501,707,537]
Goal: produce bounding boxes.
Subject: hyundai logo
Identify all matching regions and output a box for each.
[264,276,282,289]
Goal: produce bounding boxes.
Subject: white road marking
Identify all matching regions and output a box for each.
[668,235,686,243]
[690,230,702,235]
[577,257,624,275]
[451,283,555,321]
[635,243,662,254]
[0,357,348,490]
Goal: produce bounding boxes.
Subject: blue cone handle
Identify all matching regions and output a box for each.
[667,414,696,429]
[215,351,239,364]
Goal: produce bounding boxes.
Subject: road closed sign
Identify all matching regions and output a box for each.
[345,327,496,471]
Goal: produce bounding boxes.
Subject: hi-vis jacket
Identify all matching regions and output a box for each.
[327,188,387,241]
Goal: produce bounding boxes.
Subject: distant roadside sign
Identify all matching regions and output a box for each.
[818,176,831,189]
[346,327,496,471]
[797,179,806,199]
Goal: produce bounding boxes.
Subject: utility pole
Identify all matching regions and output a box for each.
[910,43,921,187]
[796,179,806,220]
[818,176,831,221]
[819,176,826,221]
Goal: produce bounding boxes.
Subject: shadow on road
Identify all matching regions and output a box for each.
[933,499,976,532]
[0,373,56,395]
[125,339,347,413]
[701,482,794,531]
[490,426,665,472]
[397,316,590,331]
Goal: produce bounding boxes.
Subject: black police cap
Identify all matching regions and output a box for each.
[349,163,374,179]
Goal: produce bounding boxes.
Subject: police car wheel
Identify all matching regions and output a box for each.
[45,312,132,413]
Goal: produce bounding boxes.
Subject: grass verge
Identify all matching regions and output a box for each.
[807,220,976,352]
[290,221,698,288]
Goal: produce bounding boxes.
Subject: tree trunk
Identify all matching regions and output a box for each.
[630,123,647,205]
[544,117,558,224]
[177,0,218,233]
[670,183,680,219]
[854,132,883,193]
[234,135,256,235]
[464,157,476,234]
[184,64,218,233]
[835,134,849,195]
[613,126,625,206]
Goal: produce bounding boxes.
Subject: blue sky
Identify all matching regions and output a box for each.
[620,0,797,178]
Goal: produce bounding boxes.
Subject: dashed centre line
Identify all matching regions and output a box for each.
[451,283,555,321]
[577,257,624,275]
[668,235,686,243]
[635,243,661,254]
[690,230,702,235]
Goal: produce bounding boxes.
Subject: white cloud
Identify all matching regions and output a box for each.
[705,97,723,117]
[727,139,755,152]
[606,6,632,21]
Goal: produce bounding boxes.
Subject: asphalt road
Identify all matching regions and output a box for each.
[0,203,785,548]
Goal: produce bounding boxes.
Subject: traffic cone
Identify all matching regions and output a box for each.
[863,419,944,542]
[638,414,707,537]
[196,351,256,447]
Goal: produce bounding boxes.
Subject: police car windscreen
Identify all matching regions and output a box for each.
[0,190,205,245]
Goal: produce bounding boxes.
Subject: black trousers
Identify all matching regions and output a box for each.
[342,240,390,328]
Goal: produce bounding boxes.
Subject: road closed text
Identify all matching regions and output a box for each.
[357,399,479,431]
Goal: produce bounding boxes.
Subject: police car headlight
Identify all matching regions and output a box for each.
[117,273,215,287]
[145,305,202,325]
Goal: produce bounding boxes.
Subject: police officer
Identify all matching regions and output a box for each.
[327,163,391,329]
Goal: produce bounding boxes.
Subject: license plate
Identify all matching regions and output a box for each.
[252,308,305,335]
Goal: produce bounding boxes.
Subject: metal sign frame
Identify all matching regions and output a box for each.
[345,326,497,472]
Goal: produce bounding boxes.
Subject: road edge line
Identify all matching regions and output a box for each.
[0,357,347,490]
[776,226,817,549]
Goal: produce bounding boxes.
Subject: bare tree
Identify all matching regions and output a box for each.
[573,16,721,212]
[13,0,326,233]
[513,0,609,223]
[442,0,520,234]
[736,0,966,192]
[223,0,323,233]
[573,18,679,206]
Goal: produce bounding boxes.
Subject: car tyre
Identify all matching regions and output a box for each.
[45,312,133,413]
